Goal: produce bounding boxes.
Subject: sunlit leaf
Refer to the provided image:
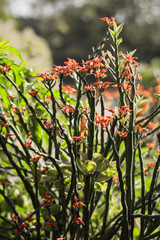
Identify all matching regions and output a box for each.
[4,44,23,62]
[28,115,42,149]
[116,23,124,37]
[0,84,10,110]
[109,28,115,41]
[77,158,97,175]
[0,40,10,47]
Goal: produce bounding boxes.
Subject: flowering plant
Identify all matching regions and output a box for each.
[0,18,160,240]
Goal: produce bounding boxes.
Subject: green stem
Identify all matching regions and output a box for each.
[4,73,49,135]
[0,189,19,216]
[125,70,136,238]
[0,134,37,209]
[50,88,59,159]
[114,35,126,107]
[148,154,160,215]
[34,163,41,240]
[100,94,104,153]
[101,178,112,235]
[83,90,95,240]
[138,143,145,239]
[107,130,130,239]
[56,118,76,207]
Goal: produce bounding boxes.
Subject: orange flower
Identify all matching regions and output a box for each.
[0,121,9,130]
[156,77,160,84]
[46,95,51,102]
[144,168,149,176]
[106,108,115,114]
[85,84,93,91]
[30,156,41,163]
[62,85,76,95]
[148,161,155,169]
[21,107,28,113]
[146,142,155,149]
[0,64,11,74]
[24,140,32,148]
[100,17,116,26]
[11,105,20,114]
[42,191,53,207]
[5,133,14,140]
[28,90,39,96]
[8,94,15,99]
[113,176,119,183]
[117,130,128,138]
[73,215,85,225]
[46,217,55,228]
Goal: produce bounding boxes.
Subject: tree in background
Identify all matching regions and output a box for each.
[0,0,52,72]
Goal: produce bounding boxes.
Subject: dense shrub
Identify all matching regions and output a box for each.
[0,17,160,240]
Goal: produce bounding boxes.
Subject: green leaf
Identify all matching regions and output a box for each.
[53,89,60,98]
[28,115,42,149]
[4,45,23,62]
[77,158,97,175]
[0,40,10,47]
[109,28,115,41]
[63,92,77,106]
[113,21,117,33]
[11,65,25,92]
[107,50,113,60]
[93,153,109,172]
[95,161,116,182]
[0,75,7,87]
[59,148,70,163]
[0,57,14,66]
[117,38,123,47]
[51,204,61,215]
[0,84,10,110]
[128,49,137,57]
[94,182,108,192]
[38,183,48,197]
[116,23,124,37]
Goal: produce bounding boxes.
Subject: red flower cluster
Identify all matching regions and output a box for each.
[42,191,53,207]
[0,64,11,74]
[122,54,139,67]
[60,104,75,118]
[28,90,39,97]
[11,105,20,114]
[118,105,132,117]
[73,195,86,210]
[36,72,59,84]
[5,133,14,140]
[30,155,41,163]
[0,178,11,185]
[46,217,55,228]
[96,114,114,130]
[100,17,116,26]
[117,130,128,138]
[71,195,86,226]
[73,215,85,225]
[24,140,32,148]
[0,121,9,131]
[148,161,155,169]
[62,85,76,95]
[11,215,34,237]
[43,119,53,129]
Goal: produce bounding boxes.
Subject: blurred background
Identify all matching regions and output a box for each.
[1,0,160,86]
